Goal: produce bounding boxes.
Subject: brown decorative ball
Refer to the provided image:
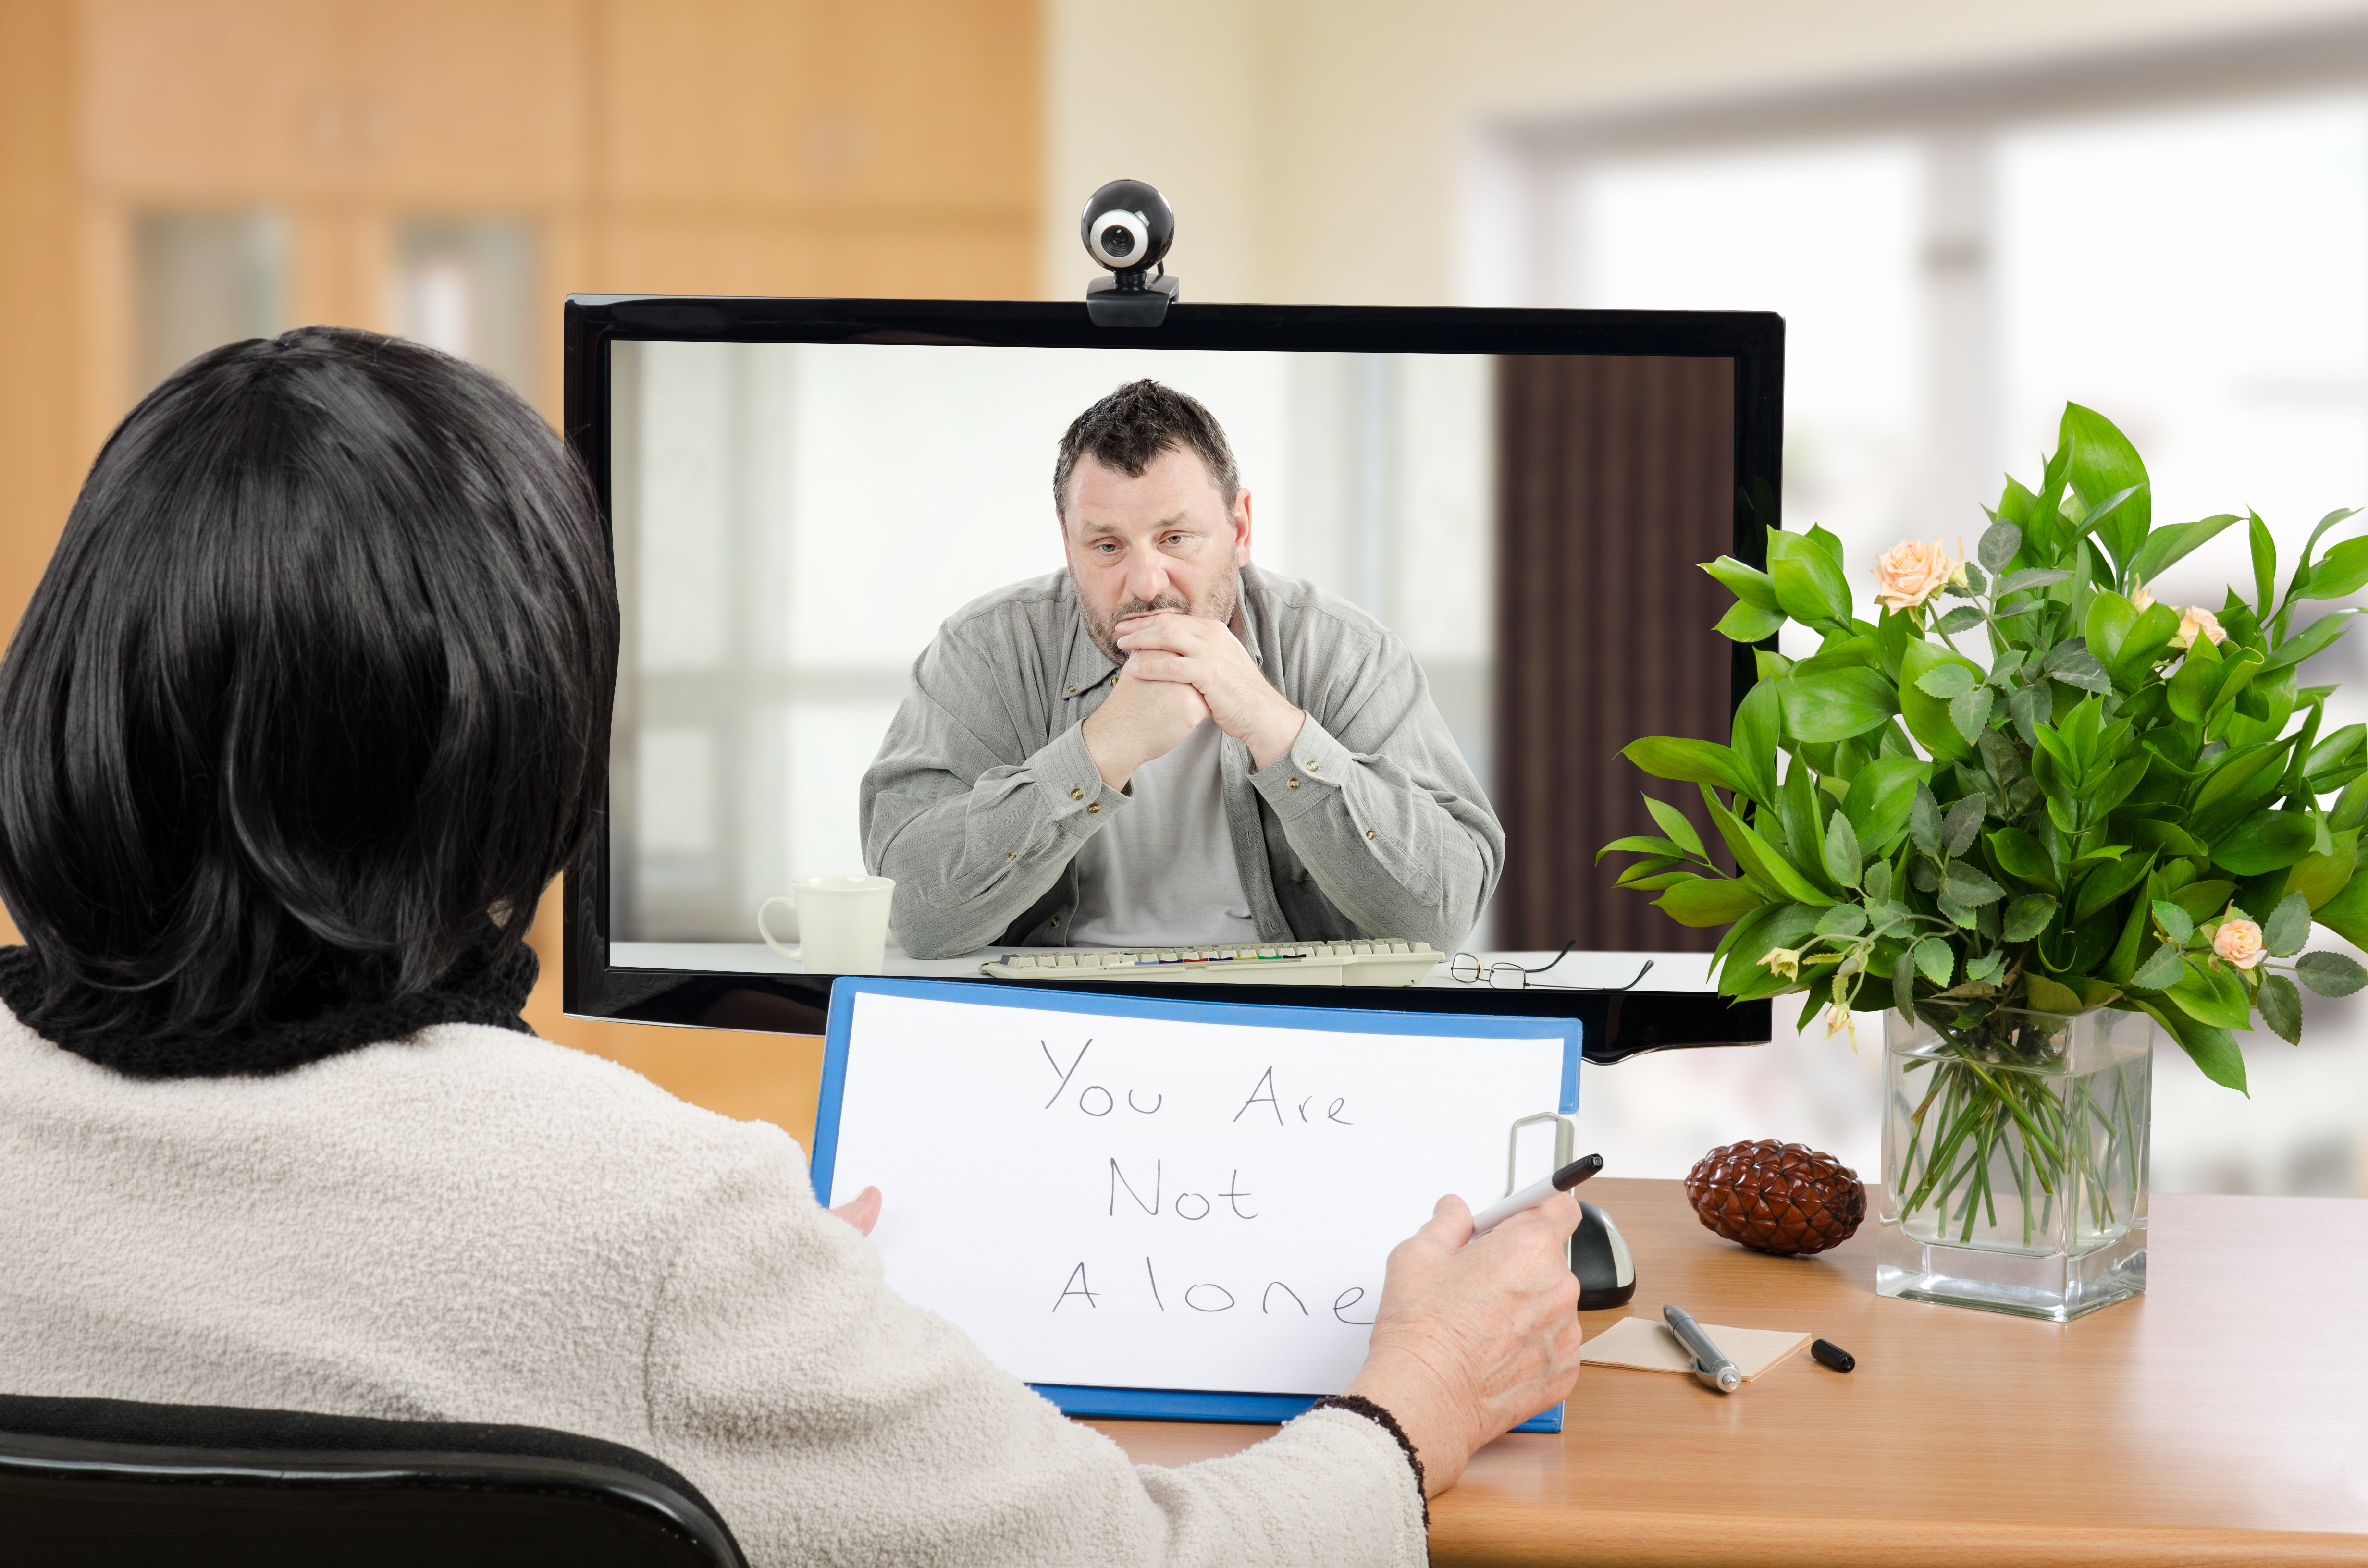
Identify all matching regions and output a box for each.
[1683,1140,1866,1256]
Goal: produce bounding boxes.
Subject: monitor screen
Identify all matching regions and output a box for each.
[562,297,1780,1055]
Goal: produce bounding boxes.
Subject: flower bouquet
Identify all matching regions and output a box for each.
[1599,404,2368,1317]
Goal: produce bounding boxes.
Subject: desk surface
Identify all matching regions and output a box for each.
[1087,1178,2368,1566]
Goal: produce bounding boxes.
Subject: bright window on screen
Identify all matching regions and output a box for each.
[1565,139,1921,661]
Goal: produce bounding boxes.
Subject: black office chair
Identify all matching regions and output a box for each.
[0,1394,746,1567]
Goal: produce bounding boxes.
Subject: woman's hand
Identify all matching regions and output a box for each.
[830,1185,882,1237]
[1341,1192,1584,1496]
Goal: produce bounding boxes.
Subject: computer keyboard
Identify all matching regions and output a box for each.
[979,940,1444,987]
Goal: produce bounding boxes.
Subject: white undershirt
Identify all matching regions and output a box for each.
[1069,717,1261,948]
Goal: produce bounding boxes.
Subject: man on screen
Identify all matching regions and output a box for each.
[860,379,1503,959]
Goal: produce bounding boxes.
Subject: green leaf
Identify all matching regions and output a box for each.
[1653,876,1771,928]
[2295,950,2368,998]
[1623,737,1754,799]
[1813,904,1867,939]
[1937,604,1986,635]
[2172,879,2238,923]
[2130,998,2248,1094]
[1823,811,1862,889]
[1714,600,1786,643]
[2084,591,2138,665]
[1910,786,1943,859]
[1597,834,1689,864]
[1891,947,1917,1016]
[2001,894,2056,942]
[1616,870,1700,891]
[1988,826,2058,890]
[1943,861,2005,906]
[1898,641,1988,763]
[2127,513,2242,590]
[2305,723,2365,790]
[1949,686,1995,746]
[1976,519,2022,573]
[2260,609,2355,674]
[1915,664,1978,699]
[2262,890,2313,957]
[2288,829,2362,912]
[2309,864,2368,948]
[2168,954,2254,1029]
[2152,900,2195,944]
[2073,850,2155,925]
[1642,796,1707,860]
[2212,813,2319,877]
[2087,755,2151,821]
[2023,973,2085,1015]
[1766,527,1854,624]
[2299,535,2368,601]
[2248,512,2278,621]
[2130,942,2186,990]
[1775,759,1833,889]
[1781,667,1899,743]
[2109,601,2183,686]
[1913,937,1956,986]
[2128,818,2209,860]
[1840,757,1927,855]
[2060,403,2152,569]
[2047,647,2113,695]
[2257,973,2304,1044]
[1941,795,1986,858]
[1701,555,1779,609]
[1705,796,1836,908]
[1995,567,2073,596]
[1730,680,1783,804]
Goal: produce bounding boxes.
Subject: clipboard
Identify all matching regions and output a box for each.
[813,977,1580,1433]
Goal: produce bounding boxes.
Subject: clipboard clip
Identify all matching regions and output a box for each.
[1505,1111,1577,1197]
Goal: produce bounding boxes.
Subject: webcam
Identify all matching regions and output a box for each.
[1082,179,1179,328]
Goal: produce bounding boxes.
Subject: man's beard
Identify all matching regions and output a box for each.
[1083,569,1240,666]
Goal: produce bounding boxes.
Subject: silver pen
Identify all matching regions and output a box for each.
[1663,1305,1741,1394]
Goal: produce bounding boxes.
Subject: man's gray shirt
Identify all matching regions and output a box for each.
[860,564,1504,959]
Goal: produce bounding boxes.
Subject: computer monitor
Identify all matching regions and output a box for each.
[561,295,1780,1060]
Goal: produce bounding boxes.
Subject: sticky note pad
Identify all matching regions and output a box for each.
[1581,1316,1812,1382]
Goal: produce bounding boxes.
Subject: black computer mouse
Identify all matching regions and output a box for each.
[1569,1200,1636,1310]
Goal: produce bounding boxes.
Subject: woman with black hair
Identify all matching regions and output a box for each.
[0,328,1583,1566]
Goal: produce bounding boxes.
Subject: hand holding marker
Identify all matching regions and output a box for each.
[1468,1153,1604,1238]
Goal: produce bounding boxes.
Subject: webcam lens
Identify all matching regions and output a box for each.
[1100,225,1135,257]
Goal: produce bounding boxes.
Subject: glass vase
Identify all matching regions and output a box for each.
[1877,1002,2153,1321]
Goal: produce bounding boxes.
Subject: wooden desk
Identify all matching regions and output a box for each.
[1087,1178,2368,1566]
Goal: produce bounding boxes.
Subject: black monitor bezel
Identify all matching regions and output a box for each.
[560,294,1781,1061]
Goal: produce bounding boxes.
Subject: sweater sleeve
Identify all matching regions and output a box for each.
[642,1136,1429,1568]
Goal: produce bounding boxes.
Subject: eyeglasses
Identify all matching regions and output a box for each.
[1447,941,1655,992]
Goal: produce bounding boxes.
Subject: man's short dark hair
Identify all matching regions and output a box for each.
[1053,380,1240,519]
[0,326,618,1061]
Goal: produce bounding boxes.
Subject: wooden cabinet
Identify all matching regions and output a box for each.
[79,0,583,202]
[601,0,1037,217]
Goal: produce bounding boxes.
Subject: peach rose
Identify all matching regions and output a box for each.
[2169,605,2228,652]
[2212,914,2265,971]
[1873,539,1966,612]
[2129,583,2155,613]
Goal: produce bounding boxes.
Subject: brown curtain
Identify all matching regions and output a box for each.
[1493,355,1740,953]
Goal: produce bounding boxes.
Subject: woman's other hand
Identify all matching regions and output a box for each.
[829,1186,882,1237]
[1342,1192,1583,1496]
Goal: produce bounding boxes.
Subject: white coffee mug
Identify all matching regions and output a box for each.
[759,875,896,974]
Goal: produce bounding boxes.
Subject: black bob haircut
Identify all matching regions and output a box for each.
[1052,379,1240,519]
[0,327,617,1062]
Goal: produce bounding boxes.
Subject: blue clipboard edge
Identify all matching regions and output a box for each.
[1035,1384,1564,1434]
[813,975,1583,1211]
[809,976,1579,1433]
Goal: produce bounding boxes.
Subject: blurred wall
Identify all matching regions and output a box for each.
[1041,0,2368,305]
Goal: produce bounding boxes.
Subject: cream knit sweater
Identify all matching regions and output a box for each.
[0,1007,1427,1566]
